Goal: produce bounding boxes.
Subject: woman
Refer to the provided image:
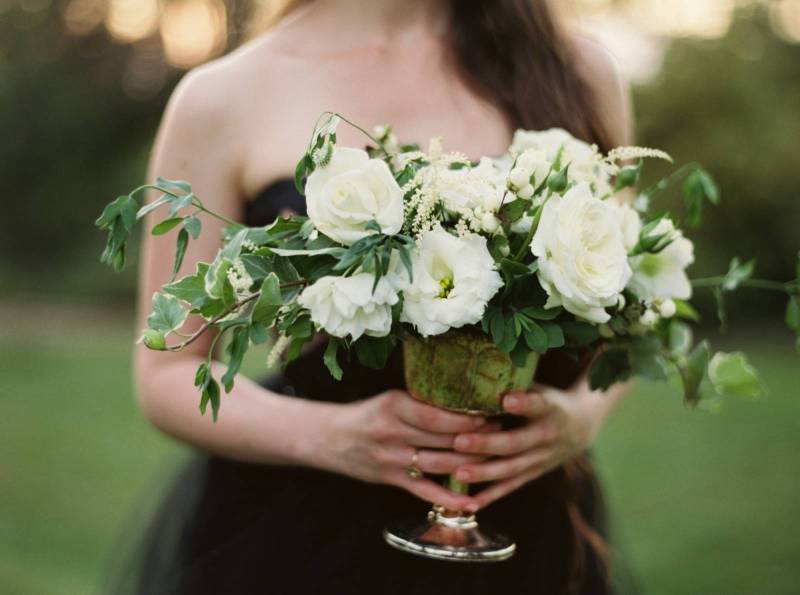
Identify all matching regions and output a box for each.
[123,1,634,593]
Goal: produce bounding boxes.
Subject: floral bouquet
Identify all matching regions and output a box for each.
[96,112,799,561]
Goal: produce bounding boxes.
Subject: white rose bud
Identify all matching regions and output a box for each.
[517,184,534,199]
[509,166,529,189]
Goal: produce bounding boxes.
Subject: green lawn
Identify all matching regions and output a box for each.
[2,306,798,594]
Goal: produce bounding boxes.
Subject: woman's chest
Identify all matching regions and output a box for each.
[239,55,512,198]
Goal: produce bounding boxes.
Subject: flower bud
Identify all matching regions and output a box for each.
[598,323,615,339]
[140,329,167,351]
[517,184,534,199]
[639,309,659,327]
[481,213,500,234]
[509,167,529,189]
[547,164,570,193]
[657,298,676,318]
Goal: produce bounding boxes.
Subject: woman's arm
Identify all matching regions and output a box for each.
[132,63,486,510]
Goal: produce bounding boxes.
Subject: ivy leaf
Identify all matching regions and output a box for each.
[151,217,184,236]
[324,337,344,380]
[156,177,192,194]
[679,340,710,406]
[167,193,194,217]
[708,352,763,398]
[239,253,274,283]
[589,349,631,391]
[172,228,189,279]
[96,195,138,270]
[195,362,221,421]
[136,194,171,220]
[248,322,268,345]
[721,257,755,291]
[683,168,720,227]
[251,273,282,327]
[184,215,202,240]
[221,326,249,393]
[163,263,210,307]
[294,153,313,195]
[147,293,188,333]
[498,198,529,223]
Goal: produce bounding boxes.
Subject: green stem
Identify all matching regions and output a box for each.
[691,277,792,293]
[642,161,698,200]
[132,184,243,228]
[447,474,470,495]
[512,195,548,261]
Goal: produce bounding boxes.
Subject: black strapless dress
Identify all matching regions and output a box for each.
[109,179,615,595]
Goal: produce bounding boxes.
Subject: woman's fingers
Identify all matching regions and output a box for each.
[403,421,502,449]
[391,391,488,434]
[502,389,551,417]
[453,447,553,484]
[471,466,546,511]
[453,418,558,456]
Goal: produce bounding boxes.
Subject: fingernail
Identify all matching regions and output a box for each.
[504,395,519,411]
[465,502,479,513]
[454,436,471,450]
[473,417,486,427]
[456,469,471,482]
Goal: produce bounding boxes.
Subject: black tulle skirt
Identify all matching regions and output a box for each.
[105,349,623,595]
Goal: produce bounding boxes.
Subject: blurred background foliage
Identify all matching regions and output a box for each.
[2,1,799,594]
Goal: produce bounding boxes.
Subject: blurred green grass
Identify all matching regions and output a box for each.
[1,307,798,594]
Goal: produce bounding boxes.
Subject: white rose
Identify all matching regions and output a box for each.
[305,147,404,246]
[510,128,611,195]
[627,219,694,301]
[401,226,503,336]
[531,183,632,324]
[427,158,507,216]
[608,197,643,252]
[297,273,399,340]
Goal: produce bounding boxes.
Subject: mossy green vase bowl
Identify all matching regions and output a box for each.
[403,328,540,414]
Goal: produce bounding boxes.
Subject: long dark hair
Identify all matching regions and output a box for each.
[254,0,613,587]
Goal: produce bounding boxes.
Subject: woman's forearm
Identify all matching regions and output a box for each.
[135,350,340,468]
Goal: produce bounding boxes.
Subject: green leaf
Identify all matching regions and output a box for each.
[324,337,344,380]
[613,161,642,192]
[195,363,221,421]
[562,321,600,346]
[248,322,268,345]
[239,253,274,283]
[489,307,505,345]
[668,320,693,356]
[156,177,192,193]
[522,320,548,354]
[520,306,562,321]
[354,335,395,369]
[184,215,202,239]
[163,263,210,307]
[680,340,710,405]
[708,351,763,398]
[683,168,719,227]
[221,326,249,393]
[510,341,531,367]
[498,313,518,353]
[151,217,184,236]
[294,153,313,195]
[204,257,233,300]
[251,273,282,327]
[542,322,565,348]
[173,228,189,279]
[674,299,700,322]
[136,194,171,220]
[498,198,529,223]
[589,349,631,391]
[167,193,194,217]
[629,336,669,382]
[147,293,188,333]
[722,257,755,291]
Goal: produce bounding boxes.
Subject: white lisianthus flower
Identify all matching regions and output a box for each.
[531,183,632,324]
[510,128,611,195]
[627,219,694,301]
[297,273,399,340]
[401,226,503,336]
[305,147,403,246]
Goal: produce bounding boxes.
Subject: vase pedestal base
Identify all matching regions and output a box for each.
[382,505,515,563]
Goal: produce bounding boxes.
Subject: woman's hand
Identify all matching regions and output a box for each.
[451,379,622,511]
[325,390,497,511]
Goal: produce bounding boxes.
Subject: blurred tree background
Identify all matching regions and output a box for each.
[2,1,799,594]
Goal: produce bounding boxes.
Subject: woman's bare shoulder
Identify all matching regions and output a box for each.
[570,34,634,145]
